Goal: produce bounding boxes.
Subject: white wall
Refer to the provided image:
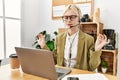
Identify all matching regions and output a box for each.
[21,0,120,77]
[21,0,64,47]
[94,0,120,77]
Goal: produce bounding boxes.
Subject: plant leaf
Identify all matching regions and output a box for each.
[46,41,54,51]
[54,31,58,36]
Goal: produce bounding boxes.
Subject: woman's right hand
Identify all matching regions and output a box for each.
[37,33,46,48]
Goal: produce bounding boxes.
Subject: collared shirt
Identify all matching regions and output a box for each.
[64,30,79,68]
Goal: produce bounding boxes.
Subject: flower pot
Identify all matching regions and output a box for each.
[101,67,107,73]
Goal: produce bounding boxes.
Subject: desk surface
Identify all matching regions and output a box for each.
[0,64,119,80]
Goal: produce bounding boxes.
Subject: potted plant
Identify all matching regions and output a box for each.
[101,60,108,73]
[32,30,58,51]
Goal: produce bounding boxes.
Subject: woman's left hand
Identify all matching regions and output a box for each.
[95,34,110,51]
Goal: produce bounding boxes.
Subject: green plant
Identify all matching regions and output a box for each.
[101,60,108,68]
[32,30,58,51]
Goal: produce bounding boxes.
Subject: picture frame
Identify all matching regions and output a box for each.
[52,0,94,20]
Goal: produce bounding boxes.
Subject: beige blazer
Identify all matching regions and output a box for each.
[44,30,102,71]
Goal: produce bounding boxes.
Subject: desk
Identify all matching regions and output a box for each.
[0,64,119,80]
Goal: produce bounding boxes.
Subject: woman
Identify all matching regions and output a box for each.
[37,4,109,71]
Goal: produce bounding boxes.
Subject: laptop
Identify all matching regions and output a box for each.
[15,47,71,80]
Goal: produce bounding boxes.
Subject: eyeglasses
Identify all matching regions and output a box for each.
[62,15,78,21]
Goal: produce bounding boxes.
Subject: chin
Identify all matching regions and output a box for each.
[66,26,71,29]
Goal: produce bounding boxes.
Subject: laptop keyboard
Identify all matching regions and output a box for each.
[55,67,68,72]
[57,72,64,77]
[55,67,70,77]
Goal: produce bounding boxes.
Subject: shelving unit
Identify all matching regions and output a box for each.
[59,22,103,37]
[58,22,118,76]
[100,49,118,75]
[80,22,103,40]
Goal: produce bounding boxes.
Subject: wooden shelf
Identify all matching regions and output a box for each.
[80,22,103,40]
[99,49,118,75]
[58,22,103,36]
[81,22,103,24]
[80,22,103,34]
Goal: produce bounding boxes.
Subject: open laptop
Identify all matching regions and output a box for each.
[15,47,71,80]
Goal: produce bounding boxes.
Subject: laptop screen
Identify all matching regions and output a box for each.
[15,47,71,80]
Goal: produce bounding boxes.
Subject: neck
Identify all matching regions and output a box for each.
[68,27,79,36]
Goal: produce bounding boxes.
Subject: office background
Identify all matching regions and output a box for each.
[22,0,120,77]
[0,0,120,75]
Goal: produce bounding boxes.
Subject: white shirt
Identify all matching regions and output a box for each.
[64,30,79,68]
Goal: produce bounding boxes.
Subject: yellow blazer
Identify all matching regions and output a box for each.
[44,30,102,71]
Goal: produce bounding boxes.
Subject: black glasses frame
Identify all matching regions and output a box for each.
[62,15,78,21]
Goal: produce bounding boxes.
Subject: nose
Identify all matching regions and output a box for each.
[67,17,71,21]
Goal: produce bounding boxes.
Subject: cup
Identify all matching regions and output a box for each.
[9,54,20,69]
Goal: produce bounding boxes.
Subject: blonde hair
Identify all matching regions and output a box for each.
[63,4,82,19]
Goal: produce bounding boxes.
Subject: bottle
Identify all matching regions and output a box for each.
[93,8,100,22]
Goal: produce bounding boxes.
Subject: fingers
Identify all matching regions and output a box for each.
[106,39,110,44]
[97,34,107,40]
[103,34,108,41]
[98,33,110,44]
[37,33,45,39]
[97,34,104,40]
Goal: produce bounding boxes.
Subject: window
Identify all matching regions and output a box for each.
[0,19,4,59]
[5,0,21,18]
[0,0,21,59]
[0,0,3,16]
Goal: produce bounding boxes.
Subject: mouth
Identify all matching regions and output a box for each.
[67,24,72,26]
